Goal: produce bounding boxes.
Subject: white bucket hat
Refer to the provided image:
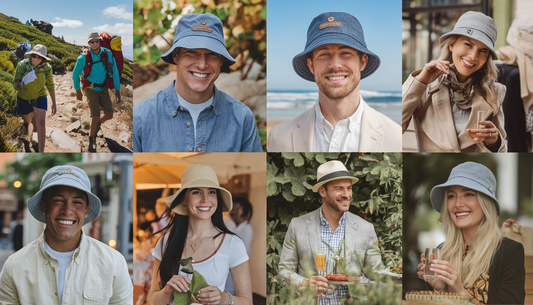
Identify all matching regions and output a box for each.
[28,165,102,225]
[25,44,51,62]
[164,164,232,215]
[312,160,359,192]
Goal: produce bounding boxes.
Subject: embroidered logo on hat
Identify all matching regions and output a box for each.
[467,28,473,35]
[58,168,79,178]
[319,17,342,29]
[192,21,213,33]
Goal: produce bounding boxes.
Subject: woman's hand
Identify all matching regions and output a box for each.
[417,254,445,291]
[429,259,466,294]
[417,60,450,85]
[467,121,499,147]
[195,286,226,305]
[162,275,191,297]
[51,102,57,116]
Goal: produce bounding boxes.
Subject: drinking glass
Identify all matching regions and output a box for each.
[423,248,440,281]
[315,251,326,275]
[477,111,486,129]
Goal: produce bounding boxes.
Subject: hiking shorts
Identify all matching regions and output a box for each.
[16,95,47,115]
[84,87,113,117]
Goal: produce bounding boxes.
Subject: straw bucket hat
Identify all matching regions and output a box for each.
[164,164,232,215]
[312,160,359,192]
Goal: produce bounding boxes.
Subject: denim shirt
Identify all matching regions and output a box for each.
[133,81,263,152]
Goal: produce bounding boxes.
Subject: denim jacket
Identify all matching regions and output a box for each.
[133,81,263,152]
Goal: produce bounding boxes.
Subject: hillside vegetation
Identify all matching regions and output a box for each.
[0,13,133,151]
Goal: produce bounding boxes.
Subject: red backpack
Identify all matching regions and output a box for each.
[100,32,123,76]
[82,32,124,89]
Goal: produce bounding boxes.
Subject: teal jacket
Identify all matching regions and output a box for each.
[13,59,54,101]
[72,47,120,91]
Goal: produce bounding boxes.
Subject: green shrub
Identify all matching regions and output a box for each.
[0,37,17,50]
[47,46,69,59]
[63,56,77,67]
[50,57,65,74]
[0,51,15,73]
[0,70,14,83]
[0,80,16,113]
[68,62,75,71]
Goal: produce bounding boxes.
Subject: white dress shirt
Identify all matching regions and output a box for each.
[313,97,364,152]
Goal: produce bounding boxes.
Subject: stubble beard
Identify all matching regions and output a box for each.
[316,70,360,100]
[325,194,351,213]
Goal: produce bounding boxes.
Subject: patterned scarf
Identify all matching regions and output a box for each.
[442,64,476,111]
[463,244,489,304]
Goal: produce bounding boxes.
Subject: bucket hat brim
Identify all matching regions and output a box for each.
[164,177,233,215]
[430,177,500,215]
[28,176,101,225]
[25,51,51,62]
[161,35,236,66]
[293,33,381,82]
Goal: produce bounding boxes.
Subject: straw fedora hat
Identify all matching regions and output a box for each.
[312,161,359,192]
[164,164,232,215]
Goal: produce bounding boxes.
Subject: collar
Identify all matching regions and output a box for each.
[38,229,88,266]
[314,97,364,134]
[166,81,221,117]
[319,206,346,227]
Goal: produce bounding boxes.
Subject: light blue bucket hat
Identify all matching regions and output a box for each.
[161,13,236,65]
[430,161,500,215]
[440,11,498,60]
[28,165,102,225]
[292,12,381,82]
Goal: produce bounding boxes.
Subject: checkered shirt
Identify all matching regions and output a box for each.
[318,208,350,305]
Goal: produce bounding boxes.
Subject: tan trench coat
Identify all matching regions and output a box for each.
[402,70,507,152]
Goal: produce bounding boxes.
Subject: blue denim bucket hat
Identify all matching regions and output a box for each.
[28,165,102,225]
[430,162,500,215]
[440,11,498,60]
[293,12,381,82]
[161,13,236,65]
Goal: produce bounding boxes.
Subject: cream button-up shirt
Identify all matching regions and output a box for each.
[313,97,363,152]
[0,230,133,305]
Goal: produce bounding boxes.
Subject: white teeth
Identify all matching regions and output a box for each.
[58,220,74,225]
[328,76,346,81]
[456,212,470,217]
[192,72,208,78]
[462,59,474,67]
[197,207,211,211]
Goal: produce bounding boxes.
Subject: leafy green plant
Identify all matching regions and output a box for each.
[267,153,402,304]
[50,57,65,74]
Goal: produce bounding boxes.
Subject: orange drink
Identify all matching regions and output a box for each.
[315,251,326,272]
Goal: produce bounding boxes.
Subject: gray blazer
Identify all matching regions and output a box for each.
[278,207,385,287]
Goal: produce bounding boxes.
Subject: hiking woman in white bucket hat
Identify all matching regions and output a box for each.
[416,162,525,304]
[149,164,252,305]
[403,11,507,153]
[13,44,56,152]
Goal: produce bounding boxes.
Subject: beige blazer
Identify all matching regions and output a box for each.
[402,70,507,152]
[267,98,402,152]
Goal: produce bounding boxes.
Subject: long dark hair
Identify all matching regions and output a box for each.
[155,188,234,289]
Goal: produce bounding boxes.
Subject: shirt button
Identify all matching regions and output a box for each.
[172,110,176,116]
[179,106,184,111]
[189,147,192,151]
[187,121,191,127]
[197,147,201,152]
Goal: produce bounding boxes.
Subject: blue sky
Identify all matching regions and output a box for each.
[267,0,401,92]
[2,0,133,60]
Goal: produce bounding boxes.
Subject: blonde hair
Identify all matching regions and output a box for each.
[438,35,499,106]
[438,189,502,288]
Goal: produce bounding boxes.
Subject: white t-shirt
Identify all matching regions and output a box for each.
[44,241,75,305]
[223,217,253,295]
[153,232,248,303]
[177,92,214,146]
[313,97,363,152]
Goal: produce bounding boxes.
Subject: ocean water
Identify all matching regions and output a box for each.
[267,90,402,125]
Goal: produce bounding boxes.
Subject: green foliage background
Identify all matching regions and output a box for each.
[267,153,403,304]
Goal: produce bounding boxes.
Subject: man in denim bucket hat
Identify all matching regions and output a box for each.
[134,13,262,152]
[0,165,133,304]
[268,12,401,152]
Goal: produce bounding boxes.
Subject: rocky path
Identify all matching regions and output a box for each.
[23,71,133,152]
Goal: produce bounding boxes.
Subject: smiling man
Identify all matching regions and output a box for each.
[268,12,401,152]
[0,165,133,304]
[278,161,386,304]
[133,13,262,152]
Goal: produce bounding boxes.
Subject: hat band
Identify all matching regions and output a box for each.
[317,170,352,183]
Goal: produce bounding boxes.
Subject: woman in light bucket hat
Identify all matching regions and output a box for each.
[13,44,57,152]
[416,162,525,303]
[403,11,508,153]
[149,164,252,305]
